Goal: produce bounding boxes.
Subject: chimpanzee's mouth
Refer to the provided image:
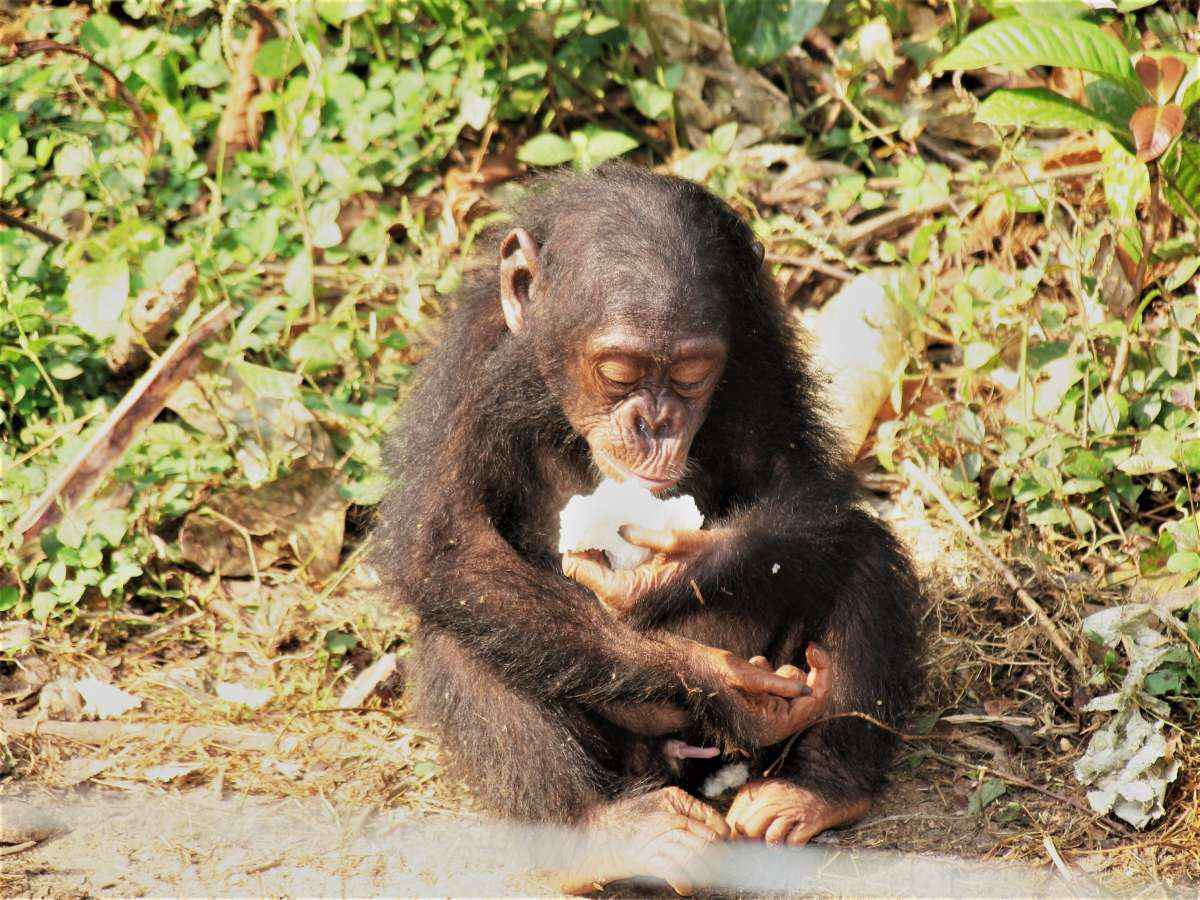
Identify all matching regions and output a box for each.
[595,451,681,494]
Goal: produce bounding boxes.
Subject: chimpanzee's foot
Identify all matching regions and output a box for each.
[559,787,729,896]
[726,778,870,846]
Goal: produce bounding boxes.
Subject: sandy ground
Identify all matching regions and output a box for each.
[2,787,1089,898]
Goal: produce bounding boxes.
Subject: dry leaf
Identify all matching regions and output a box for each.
[1130,104,1184,163]
[215,681,273,709]
[144,762,202,783]
[75,678,142,720]
[208,18,267,173]
[178,467,349,578]
[1136,55,1186,105]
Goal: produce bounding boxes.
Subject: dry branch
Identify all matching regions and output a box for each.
[0,209,63,245]
[16,302,234,548]
[901,460,1087,676]
[207,17,266,173]
[12,40,155,156]
[105,262,199,374]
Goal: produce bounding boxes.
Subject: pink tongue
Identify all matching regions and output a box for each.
[664,739,720,760]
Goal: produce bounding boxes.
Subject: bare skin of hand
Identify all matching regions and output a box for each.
[560,787,730,896]
[732,645,832,748]
[726,778,870,846]
[562,526,731,616]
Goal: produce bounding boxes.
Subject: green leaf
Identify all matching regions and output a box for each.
[324,629,358,655]
[57,517,86,550]
[49,361,83,380]
[629,79,674,120]
[1167,551,1200,576]
[572,127,638,170]
[964,341,998,369]
[0,586,18,612]
[316,1,369,24]
[936,18,1142,97]
[253,39,303,80]
[1089,391,1129,435]
[517,133,576,167]
[968,778,1008,813]
[67,259,129,340]
[722,0,830,68]
[977,88,1131,138]
[1165,140,1200,218]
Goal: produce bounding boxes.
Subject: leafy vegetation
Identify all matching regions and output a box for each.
[1,0,1200,872]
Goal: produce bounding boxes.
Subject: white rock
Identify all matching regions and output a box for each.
[558,479,703,570]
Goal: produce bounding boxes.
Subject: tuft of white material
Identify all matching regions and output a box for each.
[216,681,273,709]
[701,763,750,799]
[558,478,703,570]
[75,678,142,720]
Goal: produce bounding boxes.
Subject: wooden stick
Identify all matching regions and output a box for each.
[16,302,234,548]
[0,210,63,245]
[901,460,1087,676]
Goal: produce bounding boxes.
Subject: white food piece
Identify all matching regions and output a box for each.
[701,762,750,799]
[558,478,704,570]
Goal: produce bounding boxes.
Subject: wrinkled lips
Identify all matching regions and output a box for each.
[597,451,680,494]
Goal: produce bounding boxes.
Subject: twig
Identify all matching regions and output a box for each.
[11,40,155,156]
[841,197,958,246]
[0,210,63,245]
[921,746,1112,825]
[1106,159,1162,395]
[901,460,1087,676]
[764,252,854,281]
[0,841,38,857]
[125,610,206,659]
[16,303,234,548]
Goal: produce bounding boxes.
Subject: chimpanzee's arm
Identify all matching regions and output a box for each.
[772,513,921,800]
[627,481,921,791]
[396,502,801,747]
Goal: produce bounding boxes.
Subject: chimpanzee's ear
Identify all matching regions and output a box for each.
[499,227,540,334]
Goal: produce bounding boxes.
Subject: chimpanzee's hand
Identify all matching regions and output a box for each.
[562,527,730,615]
[730,645,831,748]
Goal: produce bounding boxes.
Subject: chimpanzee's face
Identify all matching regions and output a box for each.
[561,327,726,494]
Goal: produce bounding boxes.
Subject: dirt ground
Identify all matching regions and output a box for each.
[1,488,1196,896]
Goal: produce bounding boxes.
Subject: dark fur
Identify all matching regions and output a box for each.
[374,163,922,823]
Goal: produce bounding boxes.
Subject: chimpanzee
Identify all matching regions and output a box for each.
[374,162,921,893]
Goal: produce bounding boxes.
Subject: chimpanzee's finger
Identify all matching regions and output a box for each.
[748,656,771,670]
[734,665,807,698]
[805,645,832,702]
[562,552,612,595]
[618,525,683,554]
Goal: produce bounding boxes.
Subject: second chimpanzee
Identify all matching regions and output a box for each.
[375,162,921,893]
